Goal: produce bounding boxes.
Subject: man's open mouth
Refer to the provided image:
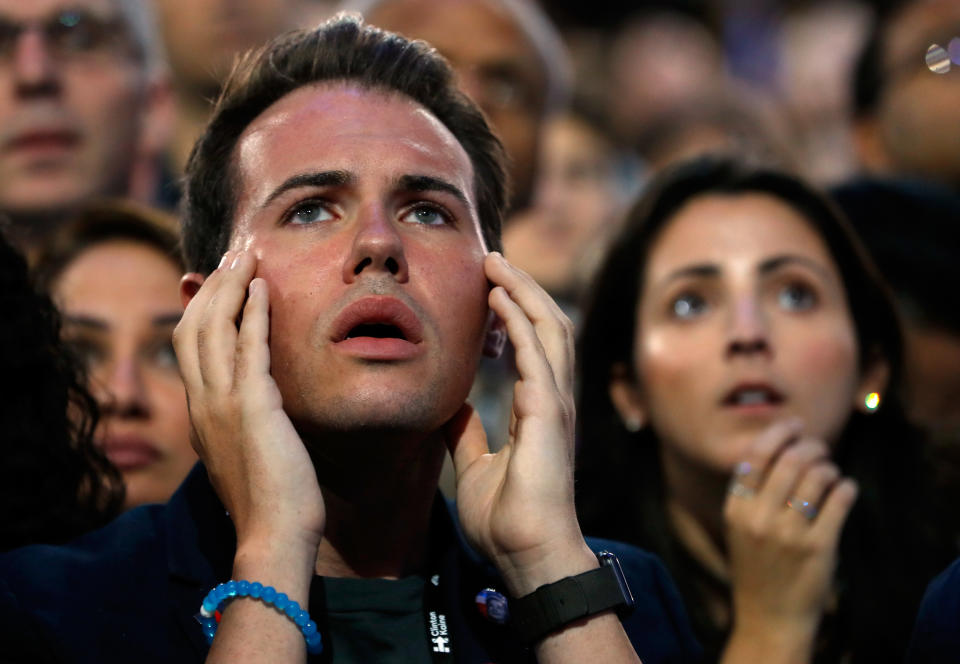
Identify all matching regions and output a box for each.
[331,296,424,345]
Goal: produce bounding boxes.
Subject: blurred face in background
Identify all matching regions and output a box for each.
[504,110,629,299]
[366,0,548,211]
[873,0,960,185]
[55,240,195,508]
[153,0,298,97]
[0,0,155,219]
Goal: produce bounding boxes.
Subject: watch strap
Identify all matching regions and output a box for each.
[510,552,634,645]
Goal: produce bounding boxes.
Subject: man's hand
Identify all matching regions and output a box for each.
[173,249,325,560]
[722,419,858,664]
[447,252,596,596]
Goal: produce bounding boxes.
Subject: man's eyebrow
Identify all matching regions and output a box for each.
[62,314,108,330]
[758,254,832,280]
[262,170,354,208]
[395,174,470,209]
[152,313,182,326]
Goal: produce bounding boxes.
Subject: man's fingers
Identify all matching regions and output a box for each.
[444,403,491,477]
[174,251,234,392]
[485,252,574,395]
[235,278,271,384]
[196,250,258,389]
[488,285,554,395]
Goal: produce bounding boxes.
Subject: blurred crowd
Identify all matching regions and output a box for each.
[3,0,960,662]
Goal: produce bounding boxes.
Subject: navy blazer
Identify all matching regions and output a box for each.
[0,464,700,663]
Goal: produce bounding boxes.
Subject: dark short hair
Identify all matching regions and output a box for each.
[33,199,182,293]
[181,13,508,274]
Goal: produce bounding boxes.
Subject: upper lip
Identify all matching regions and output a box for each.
[720,381,785,406]
[330,296,424,344]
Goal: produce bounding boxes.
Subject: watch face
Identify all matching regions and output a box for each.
[598,551,636,611]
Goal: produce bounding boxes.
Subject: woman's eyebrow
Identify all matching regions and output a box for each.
[661,263,720,285]
[62,314,108,331]
[758,254,833,280]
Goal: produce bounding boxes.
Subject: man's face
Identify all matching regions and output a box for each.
[367,0,547,212]
[229,83,493,439]
[0,0,150,217]
[875,0,960,185]
[154,0,296,96]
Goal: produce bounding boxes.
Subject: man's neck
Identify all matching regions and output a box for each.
[308,429,448,580]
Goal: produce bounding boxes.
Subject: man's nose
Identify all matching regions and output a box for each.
[12,28,60,96]
[342,205,409,283]
[725,295,771,357]
[96,356,150,417]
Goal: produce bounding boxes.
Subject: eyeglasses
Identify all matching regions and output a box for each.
[0,8,141,63]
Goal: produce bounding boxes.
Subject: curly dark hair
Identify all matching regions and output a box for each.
[575,157,955,663]
[0,228,124,551]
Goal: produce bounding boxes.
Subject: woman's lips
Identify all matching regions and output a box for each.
[100,435,161,471]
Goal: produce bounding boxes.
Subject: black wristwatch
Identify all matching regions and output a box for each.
[510,551,636,645]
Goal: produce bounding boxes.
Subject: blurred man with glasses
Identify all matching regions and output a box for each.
[0,0,170,254]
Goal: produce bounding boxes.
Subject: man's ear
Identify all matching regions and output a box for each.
[482,310,507,358]
[608,362,647,432]
[180,273,205,309]
[854,352,891,413]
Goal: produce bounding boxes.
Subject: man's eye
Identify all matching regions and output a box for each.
[778,283,817,311]
[671,293,707,319]
[402,205,449,226]
[288,201,333,225]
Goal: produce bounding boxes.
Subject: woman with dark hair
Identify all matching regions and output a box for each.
[575,157,954,663]
[0,228,124,550]
[33,200,196,509]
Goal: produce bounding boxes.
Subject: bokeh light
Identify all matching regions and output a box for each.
[926,43,951,74]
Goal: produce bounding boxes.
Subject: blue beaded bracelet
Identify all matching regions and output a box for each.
[195,580,323,655]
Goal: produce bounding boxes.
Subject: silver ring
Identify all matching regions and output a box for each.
[786,498,818,520]
[728,482,756,499]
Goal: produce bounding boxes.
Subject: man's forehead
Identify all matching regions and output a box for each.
[234,83,476,202]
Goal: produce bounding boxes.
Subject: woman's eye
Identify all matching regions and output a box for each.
[63,338,104,370]
[288,201,333,225]
[402,204,449,226]
[150,341,179,370]
[778,283,817,311]
[671,293,707,319]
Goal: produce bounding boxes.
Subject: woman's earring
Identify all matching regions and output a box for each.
[864,392,881,412]
[624,415,644,432]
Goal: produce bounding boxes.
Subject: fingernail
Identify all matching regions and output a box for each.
[218,252,229,269]
[230,251,244,270]
[248,278,260,295]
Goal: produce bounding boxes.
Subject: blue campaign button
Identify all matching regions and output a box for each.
[475,588,510,624]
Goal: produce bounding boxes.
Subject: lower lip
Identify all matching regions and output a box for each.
[104,444,161,471]
[723,402,783,416]
[333,337,423,360]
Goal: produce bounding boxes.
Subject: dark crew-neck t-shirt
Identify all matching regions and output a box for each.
[310,574,437,663]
